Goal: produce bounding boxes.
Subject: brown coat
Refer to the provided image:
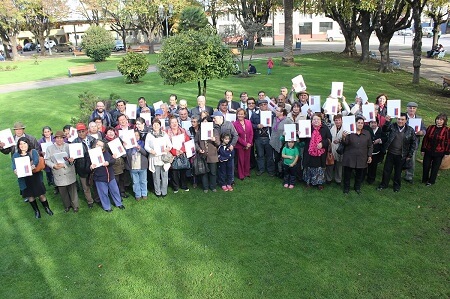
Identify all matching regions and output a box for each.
[194,127,220,163]
[342,129,373,169]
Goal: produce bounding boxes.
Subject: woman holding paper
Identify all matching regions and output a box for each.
[233,108,254,180]
[45,131,79,212]
[376,94,388,117]
[125,130,149,200]
[270,105,293,177]
[38,126,56,191]
[144,119,172,197]
[105,127,127,198]
[301,114,332,190]
[325,114,344,184]
[421,113,449,186]
[12,137,53,218]
[167,116,191,193]
[341,116,373,194]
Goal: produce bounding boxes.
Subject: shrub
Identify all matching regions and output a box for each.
[71,92,122,125]
[81,25,114,62]
[117,52,150,83]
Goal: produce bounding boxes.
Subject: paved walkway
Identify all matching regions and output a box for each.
[0,44,448,95]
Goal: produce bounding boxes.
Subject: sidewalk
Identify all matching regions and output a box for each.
[0,46,448,95]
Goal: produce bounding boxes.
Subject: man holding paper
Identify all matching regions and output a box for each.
[404,102,426,184]
[1,122,39,158]
[251,99,275,176]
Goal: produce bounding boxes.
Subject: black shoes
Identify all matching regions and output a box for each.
[45,207,54,216]
[105,209,113,213]
[88,203,94,208]
[118,205,125,210]
[355,189,361,195]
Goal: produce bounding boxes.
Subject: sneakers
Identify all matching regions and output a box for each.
[288,185,294,189]
[284,184,289,188]
[227,185,233,191]
[221,186,228,192]
[174,190,179,194]
[182,187,190,192]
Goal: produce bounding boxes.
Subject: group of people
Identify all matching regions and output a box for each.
[1,89,448,219]
[426,44,445,58]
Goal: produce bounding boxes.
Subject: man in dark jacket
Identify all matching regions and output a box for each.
[0,122,39,157]
[251,99,275,176]
[377,113,416,192]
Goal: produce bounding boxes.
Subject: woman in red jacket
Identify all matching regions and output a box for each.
[233,108,254,180]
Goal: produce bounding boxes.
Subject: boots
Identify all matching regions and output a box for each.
[41,199,54,216]
[30,201,41,219]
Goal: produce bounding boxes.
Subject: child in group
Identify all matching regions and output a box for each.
[281,140,299,189]
[218,133,234,191]
[267,57,274,75]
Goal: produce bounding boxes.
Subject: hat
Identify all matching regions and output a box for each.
[54,131,65,138]
[257,99,268,105]
[296,90,310,98]
[155,109,163,115]
[13,122,26,130]
[407,102,418,108]
[212,111,224,118]
[76,123,87,130]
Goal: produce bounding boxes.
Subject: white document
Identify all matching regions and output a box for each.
[342,115,356,134]
[331,82,344,98]
[408,118,422,133]
[126,104,137,120]
[309,95,321,112]
[119,130,137,150]
[297,120,311,138]
[68,127,78,143]
[153,137,165,156]
[201,122,214,140]
[284,124,297,141]
[387,100,401,118]
[160,118,166,131]
[291,74,307,92]
[356,86,369,104]
[171,134,185,151]
[184,139,196,158]
[181,121,191,131]
[88,147,105,168]
[40,142,53,158]
[69,143,83,159]
[140,113,151,126]
[0,129,15,149]
[54,152,68,164]
[362,103,376,121]
[260,111,272,127]
[153,101,163,110]
[15,156,32,178]
[267,97,277,112]
[108,138,126,157]
[226,113,236,122]
[301,104,310,116]
[324,97,339,115]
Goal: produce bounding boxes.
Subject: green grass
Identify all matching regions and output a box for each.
[0,53,449,298]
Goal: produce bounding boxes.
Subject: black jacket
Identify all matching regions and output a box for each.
[382,121,416,159]
[73,136,96,178]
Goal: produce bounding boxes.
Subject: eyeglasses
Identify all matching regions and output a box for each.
[248,102,255,105]
[77,130,86,133]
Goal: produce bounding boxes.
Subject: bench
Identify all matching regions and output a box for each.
[442,76,450,90]
[127,45,149,53]
[73,50,86,57]
[68,64,97,77]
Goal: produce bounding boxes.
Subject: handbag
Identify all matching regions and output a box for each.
[192,155,209,175]
[336,142,345,155]
[161,152,174,164]
[33,156,46,173]
[172,154,191,170]
[402,157,413,170]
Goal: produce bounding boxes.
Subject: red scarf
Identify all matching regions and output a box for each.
[308,126,325,157]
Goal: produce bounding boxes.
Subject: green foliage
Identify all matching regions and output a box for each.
[117,52,150,83]
[178,6,209,32]
[0,65,18,71]
[32,54,39,65]
[70,91,100,125]
[81,25,114,62]
[157,27,234,95]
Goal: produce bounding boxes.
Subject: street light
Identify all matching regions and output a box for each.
[158,4,173,37]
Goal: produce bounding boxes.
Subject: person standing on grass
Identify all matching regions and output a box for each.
[404,102,426,184]
[325,114,344,185]
[45,131,79,213]
[365,119,387,185]
[217,133,234,191]
[90,139,125,212]
[251,99,275,176]
[270,105,293,178]
[38,126,56,193]
[125,130,149,201]
[89,101,113,128]
[421,113,449,186]
[282,140,299,189]
[1,122,39,158]
[267,57,274,75]
[12,137,53,219]
[233,108,253,180]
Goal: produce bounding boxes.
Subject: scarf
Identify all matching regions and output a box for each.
[274,116,285,131]
[150,128,164,138]
[308,126,325,157]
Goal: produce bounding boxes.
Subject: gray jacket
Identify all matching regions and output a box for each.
[45,143,77,186]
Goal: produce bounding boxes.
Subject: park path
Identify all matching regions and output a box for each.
[0,45,448,95]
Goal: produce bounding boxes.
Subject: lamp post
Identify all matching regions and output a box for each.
[158,4,173,37]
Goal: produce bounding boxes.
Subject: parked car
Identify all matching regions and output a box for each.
[36,40,57,51]
[397,28,413,36]
[326,30,344,42]
[53,43,74,52]
[23,42,36,51]
[113,40,125,51]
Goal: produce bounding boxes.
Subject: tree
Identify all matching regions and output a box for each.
[127,0,159,53]
[157,27,234,96]
[76,0,110,25]
[407,0,428,84]
[0,0,25,60]
[178,6,209,32]
[81,25,114,61]
[425,0,449,46]
[282,0,294,65]
[117,52,150,83]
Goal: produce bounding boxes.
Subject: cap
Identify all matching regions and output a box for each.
[76,123,87,130]
[406,102,418,108]
[212,111,224,118]
[54,131,65,138]
[13,122,26,130]
[257,99,268,105]
[155,109,163,115]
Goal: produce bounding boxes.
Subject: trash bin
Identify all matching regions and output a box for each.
[295,38,302,50]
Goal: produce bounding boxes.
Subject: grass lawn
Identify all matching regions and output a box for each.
[0,53,449,298]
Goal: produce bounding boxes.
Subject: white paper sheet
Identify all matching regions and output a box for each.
[0,128,15,149]
[181,121,191,131]
[408,118,422,133]
[260,111,272,127]
[108,138,126,157]
[297,120,311,138]
[291,74,307,92]
[356,86,369,104]
[284,124,297,141]
[40,142,53,158]
[201,122,214,140]
[119,130,137,150]
[301,104,310,116]
[225,113,236,122]
[88,147,105,168]
[68,143,83,159]
[342,115,356,134]
[125,104,137,120]
[331,82,344,98]
[153,100,163,110]
[15,156,32,178]
[362,103,376,121]
[309,95,321,112]
[160,118,166,131]
[324,97,339,115]
[153,137,165,156]
[184,139,196,158]
[54,152,68,164]
[140,113,151,126]
[387,100,401,118]
[171,134,185,151]
[68,127,78,143]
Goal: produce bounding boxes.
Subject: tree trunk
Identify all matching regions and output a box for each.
[10,36,19,61]
[411,12,423,84]
[282,0,294,66]
[247,33,255,50]
[39,36,46,56]
[203,79,207,96]
[358,32,371,62]
[197,81,201,97]
[378,38,392,72]
[342,30,357,56]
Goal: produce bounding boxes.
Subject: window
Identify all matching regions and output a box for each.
[319,22,333,33]
[299,22,312,35]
